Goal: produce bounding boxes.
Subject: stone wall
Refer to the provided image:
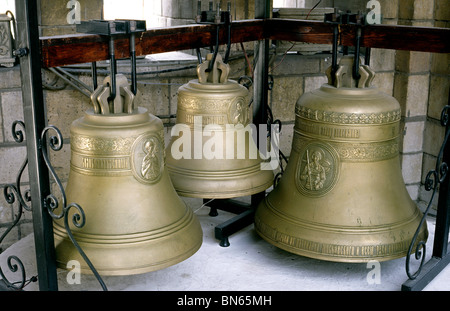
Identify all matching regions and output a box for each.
[0,0,448,249]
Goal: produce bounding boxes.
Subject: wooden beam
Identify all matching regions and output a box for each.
[266,19,450,53]
[40,19,264,68]
[342,23,450,53]
[40,18,450,68]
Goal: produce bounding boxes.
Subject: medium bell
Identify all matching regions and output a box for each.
[165,53,274,198]
[53,74,203,276]
[255,56,428,262]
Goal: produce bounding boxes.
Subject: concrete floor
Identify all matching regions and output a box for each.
[1,196,449,292]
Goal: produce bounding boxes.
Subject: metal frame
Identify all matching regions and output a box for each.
[1,0,448,291]
[14,0,58,291]
[402,100,450,291]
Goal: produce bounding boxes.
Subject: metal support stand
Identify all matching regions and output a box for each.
[205,192,265,247]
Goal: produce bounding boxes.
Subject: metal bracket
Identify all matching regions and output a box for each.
[76,19,146,103]
[195,1,233,67]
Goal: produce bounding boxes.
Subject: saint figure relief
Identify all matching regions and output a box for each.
[230,100,247,125]
[141,138,161,181]
[300,148,331,191]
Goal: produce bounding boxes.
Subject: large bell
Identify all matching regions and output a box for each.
[165,53,274,198]
[255,56,428,262]
[53,74,203,276]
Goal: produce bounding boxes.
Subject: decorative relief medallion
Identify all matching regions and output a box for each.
[227,97,249,125]
[131,133,164,184]
[295,141,340,197]
[295,106,401,125]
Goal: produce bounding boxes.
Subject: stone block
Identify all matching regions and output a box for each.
[304,75,328,93]
[44,89,91,139]
[168,77,193,117]
[428,75,450,120]
[372,71,394,95]
[401,121,425,153]
[134,79,170,117]
[0,67,21,89]
[406,184,419,201]
[423,119,445,156]
[434,20,450,29]
[431,53,450,75]
[421,152,437,183]
[162,0,195,20]
[418,183,439,213]
[0,198,13,223]
[40,0,103,26]
[40,25,77,37]
[393,73,429,117]
[398,0,434,20]
[0,226,19,250]
[271,76,304,122]
[380,0,399,19]
[1,91,24,143]
[278,122,294,158]
[0,146,28,184]
[271,55,321,76]
[369,48,396,72]
[401,152,423,184]
[49,141,71,183]
[413,0,435,19]
[435,0,450,21]
[395,51,431,73]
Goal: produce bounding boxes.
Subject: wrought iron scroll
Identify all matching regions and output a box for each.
[0,121,33,290]
[39,125,108,291]
[406,105,450,280]
[265,75,287,188]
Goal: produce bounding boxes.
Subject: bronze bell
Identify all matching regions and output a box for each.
[165,53,274,198]
[53,74,203,276]
[255,56,428,262]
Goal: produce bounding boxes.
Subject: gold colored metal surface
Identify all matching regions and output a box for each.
[165,54,273,198]
[255,56,428,262]
[54,74,203,276]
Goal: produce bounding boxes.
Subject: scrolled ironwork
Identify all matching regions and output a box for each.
[0,120,33,290]
[0,185,28,290]
[0,255,26,290]
[10,121,32,211]
[39,125,108,291]
[406,105,450,280]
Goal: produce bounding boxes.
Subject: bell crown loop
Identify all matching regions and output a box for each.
[326,55,376,89]
[197,53,230,84]
[90,73,137,115]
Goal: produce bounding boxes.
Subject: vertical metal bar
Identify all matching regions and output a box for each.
[15,0,58,291]
[107,36,116,102]
[91,62,98,90]
[433,94,450,258]
[130,32,137,95]
[253,0,270,126]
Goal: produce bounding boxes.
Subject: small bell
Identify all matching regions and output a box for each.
[165,53,274,199]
